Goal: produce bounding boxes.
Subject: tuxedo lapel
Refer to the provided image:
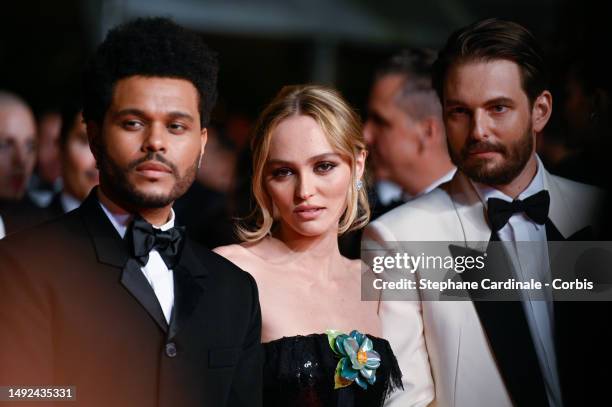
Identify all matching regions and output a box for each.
[546,218,594,242]
[168,240,207,340]
[122,258,169,332]
[447,172,490,251]
[79,190,168,333]
[79,191,129,268]
[449,172,549,406]
[544,169,582,239]
[452,238,548,406]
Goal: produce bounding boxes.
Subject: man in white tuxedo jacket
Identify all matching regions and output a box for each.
[363,18,607,407]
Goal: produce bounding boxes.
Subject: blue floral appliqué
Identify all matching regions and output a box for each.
[326,329,381,390]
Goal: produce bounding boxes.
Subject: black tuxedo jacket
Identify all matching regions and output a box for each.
[0,196,53,236]
[0,191,262,407]
[45,192,66,219]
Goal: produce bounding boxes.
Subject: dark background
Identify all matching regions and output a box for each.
[1,0,610,120]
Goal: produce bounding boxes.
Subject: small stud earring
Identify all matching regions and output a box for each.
[356,180,363,191]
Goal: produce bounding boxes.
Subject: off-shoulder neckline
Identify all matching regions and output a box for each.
[263,332,388,346]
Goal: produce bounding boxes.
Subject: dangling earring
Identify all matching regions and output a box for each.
[356,179,363,191]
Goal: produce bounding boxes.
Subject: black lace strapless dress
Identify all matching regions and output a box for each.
[263,333,403,407]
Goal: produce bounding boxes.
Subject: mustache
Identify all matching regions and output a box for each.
[127,152,179,176]
[461,140,506,156]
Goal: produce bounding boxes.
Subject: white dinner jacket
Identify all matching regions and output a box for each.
[363,167,603,407]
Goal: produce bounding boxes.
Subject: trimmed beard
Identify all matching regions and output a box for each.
[449,125,534,186]
[95,142,197,208]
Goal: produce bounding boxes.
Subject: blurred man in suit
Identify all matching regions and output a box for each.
[0,91,47,234]
[364,49,455,218]
[0,91,37,202]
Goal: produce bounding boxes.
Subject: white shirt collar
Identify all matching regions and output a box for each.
[98,201,176,239]
[60,192,82,213]
[0,215,5,239]
[471,155,545,207]
[377,167,458,204]
[376,180,404,206]
[422,167,457,196]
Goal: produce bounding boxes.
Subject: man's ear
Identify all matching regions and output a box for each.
[416,117,439,153]
[198,128,208,169]
[532,90,553,133]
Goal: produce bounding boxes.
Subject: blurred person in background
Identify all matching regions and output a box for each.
[46,103,98,217]
[174,125,238,248]
[0,90,37,202]
[553,55,611,188]
[363,49,455,219]
[341,50,456,258]
[0,90,48,234]
[28,110,63,206]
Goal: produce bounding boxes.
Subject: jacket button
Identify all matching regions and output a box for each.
[165,342,177,358]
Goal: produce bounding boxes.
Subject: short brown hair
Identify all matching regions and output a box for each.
[432,18,548,105]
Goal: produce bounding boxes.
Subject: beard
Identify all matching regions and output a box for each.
[449,125,534,186]
[95,143,197,208]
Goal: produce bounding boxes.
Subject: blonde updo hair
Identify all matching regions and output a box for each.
[237,84,370,242]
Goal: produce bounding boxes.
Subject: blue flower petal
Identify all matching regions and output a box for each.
[365,350,381,369]
[362,368,376,385]
[350,330,365,345]
[340,357,359,380]
[354,375,368,390]
[359,336,373,352]
[343,337,359,360]
[335,334,349,356]
[360,366,377,382]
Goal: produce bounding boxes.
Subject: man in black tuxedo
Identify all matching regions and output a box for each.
[0,17,262,407]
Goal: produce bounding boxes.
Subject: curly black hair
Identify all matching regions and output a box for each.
[82,17,218,128]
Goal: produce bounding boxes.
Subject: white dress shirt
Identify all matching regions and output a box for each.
[471,156,562,407]
[420,167,456,197]
[376,167,457,204]
[0,215,5,239]
[99,202,176,324]
[60,192,82,213]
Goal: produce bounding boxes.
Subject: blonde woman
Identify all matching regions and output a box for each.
[215,85,403,406]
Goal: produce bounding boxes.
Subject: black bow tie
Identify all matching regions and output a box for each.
[130,216,185,269]
[486,190,550,232]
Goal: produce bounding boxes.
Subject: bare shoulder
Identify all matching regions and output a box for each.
[213,242,260,271]
[213,243,252,268]
[213,243,244,260]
